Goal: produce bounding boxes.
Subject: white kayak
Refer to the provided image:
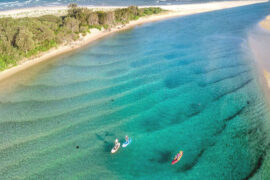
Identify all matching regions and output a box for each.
[122,138,132,148]
[111,142,120,153]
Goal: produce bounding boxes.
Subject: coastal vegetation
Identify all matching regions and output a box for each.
[0,4,163,70]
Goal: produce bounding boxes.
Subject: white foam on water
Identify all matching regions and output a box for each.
[248,26,270,71]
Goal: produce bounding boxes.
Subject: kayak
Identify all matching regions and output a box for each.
[171,151,183,165]
[111,142,121,153]
[122,138,132,148]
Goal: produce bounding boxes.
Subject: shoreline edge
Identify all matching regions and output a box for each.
[0,0,267,82]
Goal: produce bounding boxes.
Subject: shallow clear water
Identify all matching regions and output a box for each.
[1,2,270,179]
[0,0,260,11]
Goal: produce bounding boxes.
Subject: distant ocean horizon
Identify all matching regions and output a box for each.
[0,0,262,11]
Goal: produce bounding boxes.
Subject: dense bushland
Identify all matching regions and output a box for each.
[0,4,163,70]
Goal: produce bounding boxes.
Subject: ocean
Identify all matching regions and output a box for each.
[0,0,263,11]
[0,1,270,179]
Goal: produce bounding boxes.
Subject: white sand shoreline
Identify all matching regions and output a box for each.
[260,15,270,31]
[257,15,270,89]
[0,0,268,82]
[0,1,268,18]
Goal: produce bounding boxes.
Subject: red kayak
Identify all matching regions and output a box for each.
[171,151,183,165]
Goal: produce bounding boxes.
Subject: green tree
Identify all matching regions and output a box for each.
[115,8,129,23]
[64,17,80,33]
[67,3,90,26]
[15,28,34,53]
[37,24,55,41]
[105,11,115,26]
[67,3,78,15]
[0,5,164,71]
[87,12,99,26]
[97,11,115,26]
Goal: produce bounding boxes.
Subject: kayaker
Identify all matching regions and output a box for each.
[174,152,181,160]
[113,139,119,150]
[125,135,129,142]
[115,138,119,145]
[111,139,120,153]
[171,151,183,165]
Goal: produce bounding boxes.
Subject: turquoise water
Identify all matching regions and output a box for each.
[1,3,270,179]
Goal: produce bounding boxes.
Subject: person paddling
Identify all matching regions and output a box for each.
[171,151,183,165]
[122,135,132,148]
[125,135,129,143]
[115,139,119,146]
[111,139,120,153]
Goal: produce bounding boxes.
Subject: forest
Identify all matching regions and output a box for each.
[0,4,163,70]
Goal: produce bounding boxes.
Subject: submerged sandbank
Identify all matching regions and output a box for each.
[254,15,270,90]
[0,0,268,82]
[260,15,270,31]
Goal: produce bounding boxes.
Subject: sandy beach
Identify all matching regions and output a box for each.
[0,1,268,18]
[257,15,270,89]
[0,0,267,82]
[260,15,270,31]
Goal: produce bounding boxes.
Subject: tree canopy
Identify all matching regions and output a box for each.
[0,5,164,70]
